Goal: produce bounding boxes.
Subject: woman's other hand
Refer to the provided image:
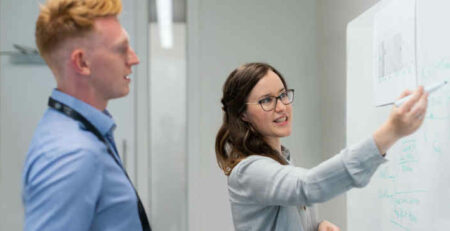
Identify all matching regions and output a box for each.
[373,86,428,155]
[318,220,340,231]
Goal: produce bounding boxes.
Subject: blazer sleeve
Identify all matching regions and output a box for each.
[228,137,387,207]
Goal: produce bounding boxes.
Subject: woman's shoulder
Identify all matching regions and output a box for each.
[229,154,281,178]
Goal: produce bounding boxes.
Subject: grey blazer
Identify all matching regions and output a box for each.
[227,137,386,231]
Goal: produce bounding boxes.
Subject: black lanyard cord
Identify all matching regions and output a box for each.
[48,97,151,231]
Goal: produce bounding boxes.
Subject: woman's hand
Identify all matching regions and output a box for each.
[373,86,428,155]
[318,220,340,231]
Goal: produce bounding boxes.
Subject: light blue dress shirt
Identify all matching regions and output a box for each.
[22,89,142,231]
[227,138,387,231]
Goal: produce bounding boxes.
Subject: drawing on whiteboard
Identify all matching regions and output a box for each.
[377,33,404,81]
[373,0,417,106]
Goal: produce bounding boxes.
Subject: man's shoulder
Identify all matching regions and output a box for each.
[29,109,105,158]
[24,110,107,186]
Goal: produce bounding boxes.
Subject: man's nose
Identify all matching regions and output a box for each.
[128,47,140,65]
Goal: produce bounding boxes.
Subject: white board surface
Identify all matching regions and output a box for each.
[347,0,450,230]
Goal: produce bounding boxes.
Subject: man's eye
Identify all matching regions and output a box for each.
[259,97,273,105]
[279,92,288,99]
[117,46,128,54]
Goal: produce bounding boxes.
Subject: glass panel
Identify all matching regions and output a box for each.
[149,21,187,230]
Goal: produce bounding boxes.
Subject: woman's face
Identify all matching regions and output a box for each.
[242,70,293,145]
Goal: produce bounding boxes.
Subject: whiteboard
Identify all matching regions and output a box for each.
[347,0,450,230]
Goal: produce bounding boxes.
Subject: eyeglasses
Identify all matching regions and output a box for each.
[246,89,294,111]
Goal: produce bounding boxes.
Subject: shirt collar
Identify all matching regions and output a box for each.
[51,89,116,136]
[281,146,291,161]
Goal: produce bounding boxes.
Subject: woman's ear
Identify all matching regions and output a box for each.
[241,112,249,122]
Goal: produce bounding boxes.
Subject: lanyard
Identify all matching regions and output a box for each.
[48,97,151,231]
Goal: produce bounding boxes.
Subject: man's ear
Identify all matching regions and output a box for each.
[70,49,90,76]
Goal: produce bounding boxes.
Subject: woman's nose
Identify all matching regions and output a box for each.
[274,98,286,112]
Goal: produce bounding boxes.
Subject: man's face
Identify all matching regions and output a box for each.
[87,16,139,102]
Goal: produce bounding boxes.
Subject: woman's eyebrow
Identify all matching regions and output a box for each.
[257,93,272,100]
[257,88,286,99]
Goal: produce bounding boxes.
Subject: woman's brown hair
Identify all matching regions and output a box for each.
[215,63,289,176]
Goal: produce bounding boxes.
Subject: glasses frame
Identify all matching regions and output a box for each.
[246,89,295,112]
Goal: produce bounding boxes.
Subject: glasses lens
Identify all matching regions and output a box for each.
[280,90,294,105]
[259,90,294,111]
[260,97,275,111]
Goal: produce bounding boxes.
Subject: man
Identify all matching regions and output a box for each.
[22,0,150,230]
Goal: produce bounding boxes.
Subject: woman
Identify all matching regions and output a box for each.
[215,63,428,231]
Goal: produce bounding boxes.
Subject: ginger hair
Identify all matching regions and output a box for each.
[35,0,122,60]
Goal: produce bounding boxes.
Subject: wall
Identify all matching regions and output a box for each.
[0,3,52,230]
[316,0,380,229]
[187,0,321,230]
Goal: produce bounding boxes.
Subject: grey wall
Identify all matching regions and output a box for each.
[316,0,380,229]
[187,0,321,230]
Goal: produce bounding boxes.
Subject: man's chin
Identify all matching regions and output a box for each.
[110,90,130,100]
